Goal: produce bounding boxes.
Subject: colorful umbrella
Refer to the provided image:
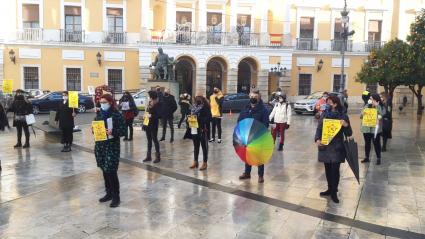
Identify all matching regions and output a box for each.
[233,118,274,166]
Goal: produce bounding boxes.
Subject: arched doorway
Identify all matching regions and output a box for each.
[175,60,193,97]
[237,62,251,94]
[206,61,222,98]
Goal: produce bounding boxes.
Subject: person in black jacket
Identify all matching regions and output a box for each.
[178,91,191,129]
[315,96,352,203]
[143,90,163,163]
[156,85,164,102]
[119,92,137,141]
[188,93,212,170]
[362,88,371,106]
[380,92,392,152]
[159,89,177,143]
[55,91,77,152]
[238,91,269,183]
[6,89,33,148]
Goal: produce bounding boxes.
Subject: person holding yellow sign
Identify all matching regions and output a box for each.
[178,91,191,129]
[55,91,77,152]
[5,89,33,148]
[315,96,352,203]
[143,90,163,163]
[360,94,386,165]
[91,94,127,208]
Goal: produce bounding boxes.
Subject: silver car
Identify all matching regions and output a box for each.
[294,92,323,115]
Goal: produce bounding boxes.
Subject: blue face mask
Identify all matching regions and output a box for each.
[325,103,333,111]
[101,103,110,111]
[148,98,151,102]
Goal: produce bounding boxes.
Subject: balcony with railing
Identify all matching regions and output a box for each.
[16,28,43,41]
[60,29,85,42]
[103,31,126,44]
[296,38,318,50]
[331,39,353,52]
[365,41,386,52]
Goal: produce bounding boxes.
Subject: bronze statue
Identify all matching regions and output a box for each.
[151,47,179,80]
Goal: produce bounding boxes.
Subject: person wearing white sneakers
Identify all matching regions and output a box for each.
[209,87,224,143]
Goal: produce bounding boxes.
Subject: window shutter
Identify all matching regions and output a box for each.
[65,6,81,16]
[107,8,123,16]
[368,20,381,33]
[300,17,314,30]
[334,18,343,33]
[22,4,39,22]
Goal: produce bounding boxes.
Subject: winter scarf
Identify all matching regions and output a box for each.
[191,103,204,115]
[100,107,114,123]
[324,108,341,119]
[148,98,159,109]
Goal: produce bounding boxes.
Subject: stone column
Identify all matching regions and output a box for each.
[279,69,292,95]
[164,0,176,42]
[259,0,270,46]
[195,67,207,96]
[139,66,151,90]
[140,0,150,42]
[227,68,238,94]
[257,69,269,102]
[284,0,291,34]
[199,0,207,31]
[230,0,238,30]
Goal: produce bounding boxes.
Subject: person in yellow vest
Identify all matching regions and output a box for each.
[362,88,370,106]
[209,87,224,143]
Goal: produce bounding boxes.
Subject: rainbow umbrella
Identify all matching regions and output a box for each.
[233,118,274,166]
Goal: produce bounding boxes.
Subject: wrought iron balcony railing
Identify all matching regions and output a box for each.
[60,29,85,42]
[16,28,43,41]
[103,31,126,44]
[296,38,319,50]
[331,39,353,52]
[365,41,386,52]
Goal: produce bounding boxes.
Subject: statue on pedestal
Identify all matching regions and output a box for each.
[151,47,179,81]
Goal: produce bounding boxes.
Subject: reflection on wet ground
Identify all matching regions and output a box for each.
[0,110,424,238]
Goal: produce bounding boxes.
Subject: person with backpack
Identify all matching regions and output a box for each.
[269,93,291,151]
[119,92,138,141]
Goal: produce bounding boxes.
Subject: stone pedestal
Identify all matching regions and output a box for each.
[259,32,270,46]
[227,68,238,94]
[257,69,269,102]
[147,80,180,120]
[195,67,207,96]
[139,66,152,90]
[395,86,414,107]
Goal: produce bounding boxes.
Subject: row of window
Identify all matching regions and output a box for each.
[298,74,378,95]
[23,67,123,91]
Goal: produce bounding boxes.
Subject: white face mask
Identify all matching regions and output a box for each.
[63,96,68,100]
[279,98,284,102]
[184,93,187,96]
[381,98,384,101]
[277,92,281,95]
[368,99,372,105]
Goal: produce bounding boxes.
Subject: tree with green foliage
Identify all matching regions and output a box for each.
[406,9,425,115]
[355,38,410,99]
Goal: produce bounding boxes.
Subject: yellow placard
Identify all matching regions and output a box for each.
[103,90,107,94]
[68,91,79,108]
[143,113,150,126]
[92,121,108,141]
[322,119,342,145]
[2,79,13,94]
[362,108,378,127]
[188,115,198,128]
[182,100,189,104]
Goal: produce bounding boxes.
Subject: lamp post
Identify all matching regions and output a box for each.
[269,62,286,89]
[339,0,355,106]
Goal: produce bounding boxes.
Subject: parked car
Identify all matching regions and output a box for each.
[29,92,95,115]
[26,89,50,98]
[222,93,250,112]
[132,90,146,110]
[294,91,345,115]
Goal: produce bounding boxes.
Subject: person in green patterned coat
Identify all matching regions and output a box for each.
[91,94,127,207]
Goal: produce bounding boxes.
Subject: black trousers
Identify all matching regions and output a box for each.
[211,117,222,139]
[15,121,30,143]
[192,131,208,162]
[146,128,160,153]
[324,163,341,192]
[162,118,174,139]
[363,133,381,158]
[61,127,73,145]
[103,171,120,194]
[178,114,187,127]
[125,118,134,138]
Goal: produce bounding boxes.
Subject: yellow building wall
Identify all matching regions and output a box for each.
[152,2,165,30]
[64,0,82,2]
[86,0,103,32]
[106,0,123,5]
[3,48,140,91]
[43,0,60,30]
[225,2,230,27]
[207,5,222,10]
[127,0,141,33]
[195,2,199,26]
[317,8,331,41]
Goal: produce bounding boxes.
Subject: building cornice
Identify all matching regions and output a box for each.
[295,3,323,10]
[293,51,369,58]
[330,5,356,12]
[176,0,199,5]
[3,42,139,51]
[205,0,228,6]
[364,5,389,12]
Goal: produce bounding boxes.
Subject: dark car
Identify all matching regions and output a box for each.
[222,93,250,112]
[29,92,95,115]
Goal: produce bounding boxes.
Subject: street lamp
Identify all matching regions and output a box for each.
[269,62,286,77]
[9,49,15,65]
[339,0,355,106]
[96,52,102,67]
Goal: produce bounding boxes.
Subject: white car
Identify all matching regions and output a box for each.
[27,89,50,98]
[294,92,323,115]
[132,90,146,110]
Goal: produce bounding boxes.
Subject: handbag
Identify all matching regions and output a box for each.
[315,112,321,119]
[134,107,140,117]
[14,115,26,122]
[26,114,36,125]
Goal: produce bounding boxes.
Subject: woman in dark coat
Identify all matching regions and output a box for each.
[188,93,212,171]
[119,92,137,141]
[92,94,127,208]
[380,92,392,152]
[0,102,12,170]
[143,90,163,163]
[178,91,191,129]
[6,89,33,148]
[315,96,352,204]
[55,91,77,152]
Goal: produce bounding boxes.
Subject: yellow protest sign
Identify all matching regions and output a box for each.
[143,113,150,126]
[188,115,198,128]
[322,119,342,145]
[68,91,79,108]
[182,100,189,104]
[362,108,377,127]
[92,121,108,141]
[2,79,13,94]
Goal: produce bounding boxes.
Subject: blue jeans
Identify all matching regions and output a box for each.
[245,163,264,176]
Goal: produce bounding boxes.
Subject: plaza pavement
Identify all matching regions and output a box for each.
[0,110,424,238]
